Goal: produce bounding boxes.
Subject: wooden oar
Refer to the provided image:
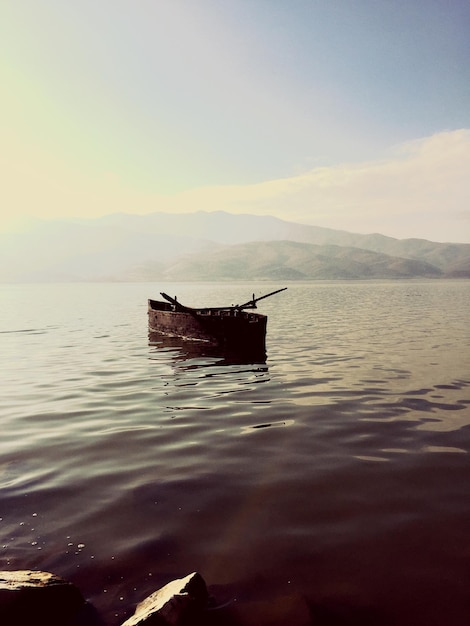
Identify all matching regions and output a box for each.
[160,292,192,312]
[161,287,287,313]
[237,287,287,310]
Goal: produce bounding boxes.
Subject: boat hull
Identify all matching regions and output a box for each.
[148,299,267,354]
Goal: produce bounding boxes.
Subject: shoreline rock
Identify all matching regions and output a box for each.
[0,570,85,625]
[122,571,209,626]
[0,570,209,626]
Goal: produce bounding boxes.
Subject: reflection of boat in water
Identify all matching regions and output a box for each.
[148,288,286,359]
[148,331,268,365]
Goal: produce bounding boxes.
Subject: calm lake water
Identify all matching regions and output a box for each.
[1,281,469,626]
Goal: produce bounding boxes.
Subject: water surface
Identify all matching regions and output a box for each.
[1,281,469,625]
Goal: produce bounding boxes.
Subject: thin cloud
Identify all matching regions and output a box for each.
[1,130,469,242]
[151,129,470,241]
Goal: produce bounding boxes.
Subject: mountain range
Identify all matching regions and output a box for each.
[1,211,469,282]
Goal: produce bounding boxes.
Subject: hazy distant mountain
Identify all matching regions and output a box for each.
[1,211,468,282]
[131,240,443,281]
[0,216,217,282]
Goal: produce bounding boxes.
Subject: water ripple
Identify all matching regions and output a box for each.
[1,281,470,626]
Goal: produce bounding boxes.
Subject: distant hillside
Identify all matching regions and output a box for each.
[94,212,470,268]
[0,217,217,282]
[73,211,470,274]
[1,211,468,282]
[130,240,442,281]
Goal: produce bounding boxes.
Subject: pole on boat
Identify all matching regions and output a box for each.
[160,287,287,312]
[160,292,188,311]
[237,287,287,310]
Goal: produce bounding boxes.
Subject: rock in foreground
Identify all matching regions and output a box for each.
[0,570,84,624]
[122,571,209,626]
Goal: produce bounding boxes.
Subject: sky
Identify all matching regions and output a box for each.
[1,0,469,242]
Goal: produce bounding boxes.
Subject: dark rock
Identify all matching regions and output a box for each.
[121,571,209,626]
[0,570,85,625]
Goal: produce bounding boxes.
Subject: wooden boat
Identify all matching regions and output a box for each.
[148,288,286,354]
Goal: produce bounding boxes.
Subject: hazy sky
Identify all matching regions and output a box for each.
[2,0,469,241]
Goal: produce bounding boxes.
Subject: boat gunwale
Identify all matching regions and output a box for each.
[148,299,267,320]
